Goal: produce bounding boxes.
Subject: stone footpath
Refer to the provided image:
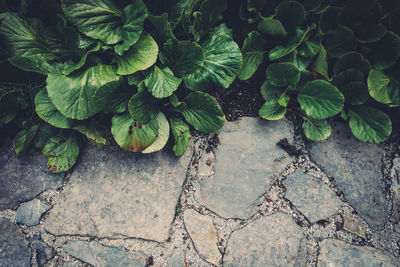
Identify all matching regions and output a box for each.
[1,117,400,266]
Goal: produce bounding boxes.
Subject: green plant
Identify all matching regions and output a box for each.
[0,0,243,172]
[238,0,399,142]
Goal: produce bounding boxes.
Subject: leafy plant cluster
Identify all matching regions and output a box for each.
[239,0,399,142]
[1,0,399,173]
[0,0,241,172]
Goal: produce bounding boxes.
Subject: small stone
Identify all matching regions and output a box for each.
[283,170,344,223]
[309,124,388,230]
[184,210,221,266]
[342,214,369,238]
[0,143,63,210]
[62,240,145,267]
[0,218,31,267]
[31,239,54,266]
[198,152,215,179]
[195,118,294,219]
[223,213,307,266]
[16,199,51,226]
[318,239,398,266]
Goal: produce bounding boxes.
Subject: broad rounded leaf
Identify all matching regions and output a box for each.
[269,27,308,60]
[34,89,75,129]
[340,81,369,105]
[324,27,357,58]
[144,66,182,98]
[147,13,175,43]
[171,118,191,157]
[257,18,287,36]
[142,112,170,154]
[319,6,342,34]
[111,112,158,152]
[46,65,120,120]
[297,80,344,119]
[43,133,79,173]
[192,0,227,41]
[332,69,364,86]
[181,92,225,133]
[114,32,158,75]
[159,39,205,77]
[357,24,387,44]
[259,99,286,120]
[61,0,147,55]
[260,80,285,101]
[333,52,370,76]
[367,31,400,70]
[348,106,392,143]
[184,32,242,91]
[367,69,398,104]
[276,1,305,33]
[302,119,332,141]
[266,63,300,87]
[238,31,266,80]
[128,90,160,123]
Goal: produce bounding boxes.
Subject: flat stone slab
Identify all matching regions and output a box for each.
[62,240,145,267]
[195,118,293,219]
[44,145,192,242]
[284,170,344,223]
[16,199,51,226]
[223,213,307,266]
[184,209,221,265]
[318,239,398,266]
[0,144,63,210]
[309,124,388,230]
[0,217,31,267]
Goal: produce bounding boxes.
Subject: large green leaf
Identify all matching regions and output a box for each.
[259,99,286,120]
[266,63,300,87]
[34,89,75,129]
[348,106,392,143]
[147,13,175,43]
[159,39,205,77]
[43,133,79,173]
[275,1,305,33]
[260,80,285,101]
[141,112,170,154]
[127,90,160,123]
[333,52,370,76]
[73,121,110,147]
[144,66,182,98]
[61,0,147,55]
[113,32,158,75]
[257,18,287,36]
[302,119,332,141]
[324,27,357,58]
[192,0,227,40]
[181,92,225,133]
[269,27,308,60]
[297,80,344,119]
[238,31,265,81]
[111,112,158,152]
[367,31,400,70]
[367,69,400,105]
[171,118,191,156]
[46,65,120,120]
[184,32,242,91]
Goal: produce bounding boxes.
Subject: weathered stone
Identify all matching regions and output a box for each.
[342,214,369,238]
[195,118,293,219]
[44,145,192,242]
[0,217,31,267]
[318,239,398,266]
[390,156,400,227]
[223,213,307,266]
[31,239,54,266]
[16,199,51,226]
[184,210,221,266]
[197,152,215,180]
[284,170,344,223]
[62,240,145,267]
[165,249,185,267]
[309,124,388,230]
[0,144,63,210]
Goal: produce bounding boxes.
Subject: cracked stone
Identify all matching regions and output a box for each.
[62,240,145,267]
[44,145,192,242]
[0,144,63,210]
[318,239,398,266]
[309,124,388,230]
[0,217,31,267]
[342,214,369,238]
[283,170,344,223]
[184,210,221,266]
[223,213,307,266]
[195,118,293,219]
[31,238,54,266]
[390,156,400,229]
[197,152,215,179]
[16,199,51,226]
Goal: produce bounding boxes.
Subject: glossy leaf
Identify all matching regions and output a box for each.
[257,18,287,36]
[238,31,266,80]
[324,27,357,58]
[333,52,370,76]
[43,133,79,173]
[171,118,191,156]
[192,0,227,40]
[259,99,286,120]
[367,69,399,104]
[144,66,182,98]
[128,90,160,123]
[73,121,110,147]
[266,63,300,87]
[302,119,332,141]
[367,31,400,70]
[141,112,170,154]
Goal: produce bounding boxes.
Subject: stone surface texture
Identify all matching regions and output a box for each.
[62,240,145,267]
[31,238,54,266]
[284,170,344,223]
[0,218,31,267]
[184,209,221,265]
[195,118,293,219]
[0,144,63,210]
[309,124,388,230]
[44,145,192,242]
[223,213,307,266]
[318,239,399,267]
[16,199,51,226]
[342,214,369,238]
